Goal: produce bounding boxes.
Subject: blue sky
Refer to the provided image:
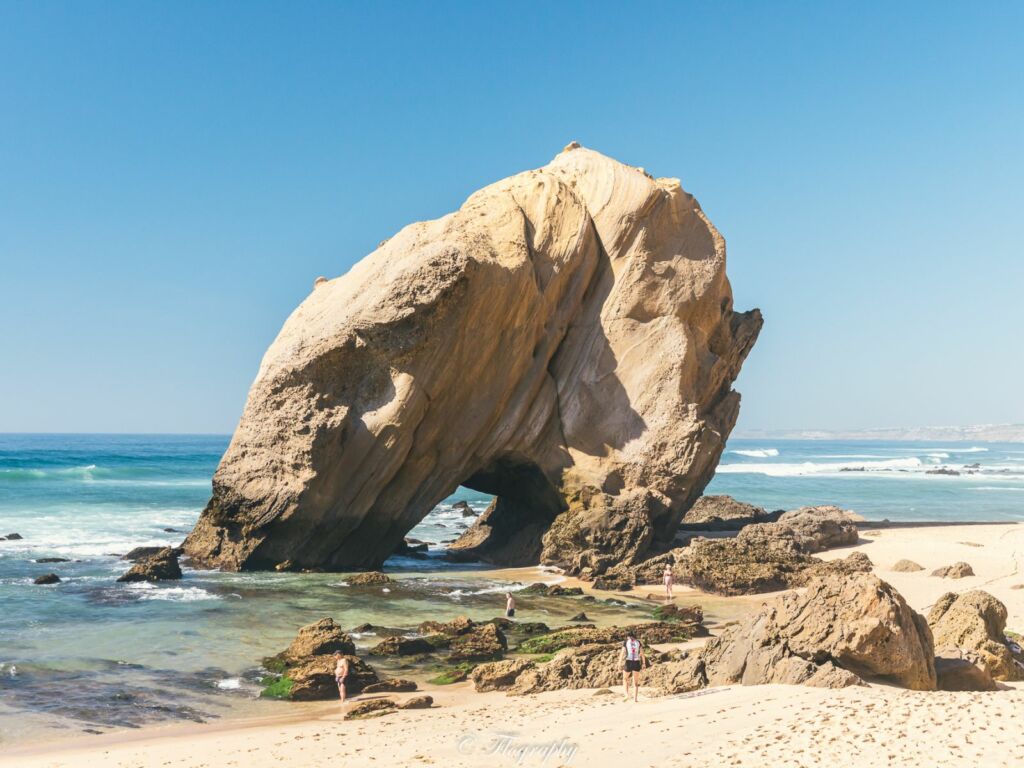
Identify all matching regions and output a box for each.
[1,2,1021,433]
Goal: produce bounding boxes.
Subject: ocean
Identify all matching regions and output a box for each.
[1,433,1021,744]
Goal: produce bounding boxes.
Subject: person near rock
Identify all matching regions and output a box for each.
[333,651,349,703]
[663,564,674,601]
[620,632,647,702]
[505,592,516,618]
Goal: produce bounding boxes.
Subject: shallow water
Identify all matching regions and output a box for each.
[1,433,1022,744]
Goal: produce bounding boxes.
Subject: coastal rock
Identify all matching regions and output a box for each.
[344,698,396,720]
[35,557,70,563]
[33,573,61,585]
[398,695,433,709]
[289,654,378,700]
[931,562,975,579]
[471,659,536,692]
[673,535,816,596]
[282,618,356,662]
[738,506,859,554]
[700,574,936,690]
[510,644,623,694]
[369,636,436,657]
[361,678,418,693]
[347,571,393,586]
[569,613,589,622]
[417,615,475,636]
[679,495,780,531]
[927,590,1024,681]
[452,501,476,518]
[933,648,999,691]
[448,623,507,662]
[516,622,699,654]
[183,145,761,574]
[792,552,873,585]
[122,546,169,562]
[892,559,924,572]
[591,575,633,591]
[4,533,23,540]
[116,548,182,583]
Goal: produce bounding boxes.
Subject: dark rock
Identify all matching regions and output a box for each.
[122,546,169,562]
[417,615,475,636]
[35,557,70,563]
[926,468,961,476]
[116,548,182,583]
[347,571,393,586]
[162,528,182,533]
[5,533,23,540]
[674,536,815,596]
[448,623,507,663]
[369,636,436,657]
[934,649,999,691]
[285,654,378,701]
[33,573,61,585]
[591,576,632,591]
[569,613,589,622]
[452,501,477,518]
[679,495,781,531]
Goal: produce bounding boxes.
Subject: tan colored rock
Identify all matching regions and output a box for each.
[679,495,780,531]
[447,623,507,663]
[346,571,392,586]
[397,695,433,709]
[737,506,859,554]
[673,535,816,595]
[931,562,975,578]
[344,698,396,720]
[933,648,998,691]
[288,654,378,701]
[927,590,1024,681]
[470,659,535,692]
[282,618,355,662]
[700,574,936,690]
[892,559,924,572]
[183,145,761,573]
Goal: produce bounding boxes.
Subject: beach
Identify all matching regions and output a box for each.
[4,521,1022,768]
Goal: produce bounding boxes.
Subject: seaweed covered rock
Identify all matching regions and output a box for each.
[116,548,182,583]
[448,623,507,663]
[516,621,698,655]
[673,535,815,596]
[928,590,1024,681]
[288,654,378,701]
[183,145,761,575]
[700,573,936,690]
[347,571,393,586]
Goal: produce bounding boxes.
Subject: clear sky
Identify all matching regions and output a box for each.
[1,2,1021,434]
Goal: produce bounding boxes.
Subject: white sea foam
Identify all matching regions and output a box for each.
[716,457,925,477]
[730,448,779,458]
[447,583,526,599]
[125,583,220,602]
[971,486,1024,492]
[215,677,242,690]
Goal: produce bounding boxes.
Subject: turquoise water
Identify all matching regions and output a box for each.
[1,433,1022,743]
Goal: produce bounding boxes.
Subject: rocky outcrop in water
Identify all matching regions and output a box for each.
[183,144,761,574]
[116,548,182,583]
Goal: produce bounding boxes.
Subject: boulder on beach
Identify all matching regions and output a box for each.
[791,551,873,585]
[362,678,418,693]
[183,144,761,575]
[369,636,436,657]
[700,573,937,690]
[672,535,816,596]
[418,615,476,636]
[281,618,356,662]
[447,623,507,663]
[927,590,1024,681]
[398,695,433,709]
[931,562,975,579]
[892,559,924,572]
[344,698,396,720]
[288,654,378,701]
[737,506,860,554]
[33,573,61,585]
[116,548,182,583]
[679,495,780,531]
[934,649,999,691]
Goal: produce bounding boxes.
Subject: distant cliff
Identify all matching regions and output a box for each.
[736,424,1024,442]
[184,144,761,574]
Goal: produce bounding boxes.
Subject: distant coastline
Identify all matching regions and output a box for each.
[734,424,1024,443]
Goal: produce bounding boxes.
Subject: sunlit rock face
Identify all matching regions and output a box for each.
[184,144,762,574]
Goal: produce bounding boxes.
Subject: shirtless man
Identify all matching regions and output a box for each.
[620,632,647,702]
[333,651,349,703]
[505,592,516,618]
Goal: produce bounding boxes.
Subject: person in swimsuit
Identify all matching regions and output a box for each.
[620,632,647,702]
[505,592,516,618]
[333,651,349,703]
[663,563,674,601]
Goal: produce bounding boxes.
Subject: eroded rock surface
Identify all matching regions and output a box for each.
[679,495,780,531]
[116,548,182,583]
[928,590,1024,681]
[184,145,761,573]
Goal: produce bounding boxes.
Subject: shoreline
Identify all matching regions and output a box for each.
[3,522,1022,766]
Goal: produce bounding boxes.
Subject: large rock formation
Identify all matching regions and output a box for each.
[184,144,761,573]
[928,590,1024,682]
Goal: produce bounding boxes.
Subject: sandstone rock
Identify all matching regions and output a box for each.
[417,615,475,636]
[931,562,975,579]
[361,678,418,693]
[651,604,704,625]
[934,648,999,691]
[289,654,378,700]
[792,552,873,585]
[927,590,1024,681]
[892,559,924,572]
[116,548,182,583]
[510,644,623,694]
[122,546,168,561]
[701,574,936,690]
[448,623,507,662]
[591,576,632,591]
[674,535,815,596]
[183,145,761,574]
[679,495,780,531]
[470,658,536,692]
[738,506,859,554]
[347,571,393,586]
[398,695,433,709]
[516,622,698,654]
[282,618,356,662]
[344,698,396,720]
[369,636,436,657]
[33,573,61,585]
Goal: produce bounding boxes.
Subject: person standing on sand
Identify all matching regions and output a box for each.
[663,563,674,601]
[620,631,647,702]
[333,651,349,703]
[505,592,516,618]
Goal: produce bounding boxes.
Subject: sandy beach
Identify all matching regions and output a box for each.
[4,522,1022,768]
